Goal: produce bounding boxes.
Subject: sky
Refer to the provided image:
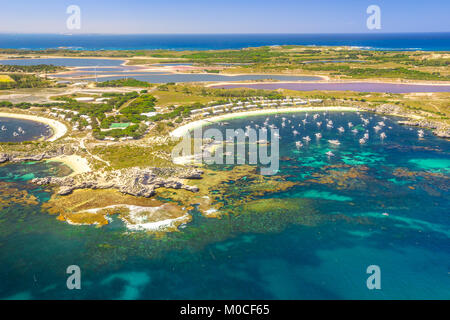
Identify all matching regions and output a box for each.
[0,0,449,34]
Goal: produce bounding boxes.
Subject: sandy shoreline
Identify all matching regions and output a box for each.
[47,155,91,176]
[206,79,450,88]
[170,106,358,138]
[0,112,67,141]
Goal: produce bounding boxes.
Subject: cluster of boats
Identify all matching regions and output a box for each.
[238,112,426,159]
[0,124,26,137]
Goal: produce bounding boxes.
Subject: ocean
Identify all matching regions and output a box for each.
[0,33,449,51]
[0,111,449,299]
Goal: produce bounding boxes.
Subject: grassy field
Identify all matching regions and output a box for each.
[152,88,215,106]
[0,75,14,83]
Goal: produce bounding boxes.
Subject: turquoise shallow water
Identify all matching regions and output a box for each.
[0,112,449,299]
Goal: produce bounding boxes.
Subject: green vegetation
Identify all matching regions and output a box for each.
[0,74,52,89]
[96,78,152,87]
[110,123,131,129]
[181,47,284,64]
[93,140,180,169]
[0,64,66,73]
[93,123,147,140]
[0,75,13,82]
[302,64,450,81]
[120,94,157,121]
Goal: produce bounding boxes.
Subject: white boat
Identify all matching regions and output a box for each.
[337,126,345,133]
[373,125,382,132]
[380,132,387,140]
[359,138,366,144]
[302,136,311,142]
[315,132,322,139]
[364,133,369,139]
[418,130,424,138]
[351,129,358,134]
[316,121,322,127]
[13,132,19,137]
[326,151,335,157]
[1,126,6,131]
[348,122,354,128]
[293,130,299,136]
[328,139,341,145]
[295,141,303,148]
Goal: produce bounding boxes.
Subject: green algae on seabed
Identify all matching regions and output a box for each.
[352,212,450,238]
[100,271,150,300]
[295,190,353,202]
[16,173,36,181]
[387,177,410,186]
[293,155,328,168]
[408,158,450,172]
[346,230,375,238]
[340,151,385,166]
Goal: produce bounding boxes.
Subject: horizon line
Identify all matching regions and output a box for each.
[0,31,449,36]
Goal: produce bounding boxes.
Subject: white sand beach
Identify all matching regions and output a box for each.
[0,112,67,141]
[47,155,91,176]
[170,106,359,138]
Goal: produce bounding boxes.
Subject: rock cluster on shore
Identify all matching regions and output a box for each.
[0,145,73,164]
[32,167,202,197]
[364,104,450,138]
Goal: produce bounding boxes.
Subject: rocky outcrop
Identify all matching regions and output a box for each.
[0,145,74,164]
[371,103,403,115]
[362,104,450,139]
[32,167,202,197]
[398,119,450,138]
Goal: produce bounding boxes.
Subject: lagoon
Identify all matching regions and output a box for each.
[0,112,448,299]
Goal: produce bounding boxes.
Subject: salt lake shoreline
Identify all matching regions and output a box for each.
[206,79,450,88]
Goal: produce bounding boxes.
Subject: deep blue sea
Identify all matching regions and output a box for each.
[0,33,449,51]
[0,111,449,299]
